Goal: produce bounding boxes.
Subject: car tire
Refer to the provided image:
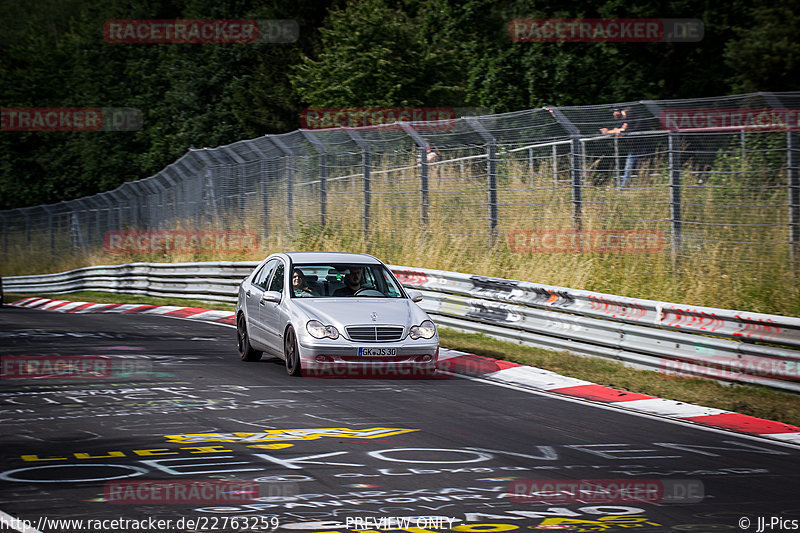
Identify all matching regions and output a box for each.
[284,327,302,376]
[237,315,262,362]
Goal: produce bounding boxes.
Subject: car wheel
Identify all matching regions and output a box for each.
[284,327,302,376]
[237,315,262,362]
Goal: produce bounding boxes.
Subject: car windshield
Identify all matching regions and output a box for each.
[289,263,405,298]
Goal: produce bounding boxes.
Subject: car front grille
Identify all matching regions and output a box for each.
[346,326,404,342]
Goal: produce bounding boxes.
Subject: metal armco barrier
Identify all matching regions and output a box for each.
[5,261,800,392]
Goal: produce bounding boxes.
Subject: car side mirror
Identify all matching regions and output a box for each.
[407,289,423,303]
[262,290,282,303]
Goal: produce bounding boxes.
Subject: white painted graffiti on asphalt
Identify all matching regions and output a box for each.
[1,441,786,484]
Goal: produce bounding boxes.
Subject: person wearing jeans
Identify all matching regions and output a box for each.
[601,107,642,187]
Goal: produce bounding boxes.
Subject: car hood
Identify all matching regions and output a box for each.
[291,298,427,329]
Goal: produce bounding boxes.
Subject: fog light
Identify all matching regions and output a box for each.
[417,355,432,362]
[315,355,333,363]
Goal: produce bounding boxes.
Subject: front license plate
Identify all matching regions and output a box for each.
[358,347,397,357]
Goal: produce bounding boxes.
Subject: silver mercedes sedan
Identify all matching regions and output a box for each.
[235,252,439,377]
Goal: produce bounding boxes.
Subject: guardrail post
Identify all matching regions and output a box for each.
[466,117,499,246]
[399,123,429,230]
[789,131,799,266]
[301,130,328,228]
[669,132,683,263]
[346,130,371,239]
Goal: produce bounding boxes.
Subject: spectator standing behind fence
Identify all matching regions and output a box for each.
[418,140,442,177]
[600,107,644,187]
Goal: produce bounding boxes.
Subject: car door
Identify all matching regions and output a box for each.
[260,259,287,355]
[246,259,277,346]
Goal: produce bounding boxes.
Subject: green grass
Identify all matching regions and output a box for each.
[5,291,799,428]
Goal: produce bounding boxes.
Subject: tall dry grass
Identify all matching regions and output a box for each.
[2,151,797,316]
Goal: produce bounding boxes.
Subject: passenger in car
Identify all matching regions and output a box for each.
[292,269,316,296]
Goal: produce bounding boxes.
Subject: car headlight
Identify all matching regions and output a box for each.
[306,320,340,340]
[409,320,436,340]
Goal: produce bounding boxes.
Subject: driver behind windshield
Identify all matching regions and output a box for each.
[333,266,363,296]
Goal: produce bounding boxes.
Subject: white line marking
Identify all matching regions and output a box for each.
[445,371,800,451]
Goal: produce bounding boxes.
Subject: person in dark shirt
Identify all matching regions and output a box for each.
[333,267,363,296]
[601,107,644,187]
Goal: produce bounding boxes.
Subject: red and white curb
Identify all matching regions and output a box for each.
[11,297,235,326]
[437,350,800,445]
[11,297,800,446]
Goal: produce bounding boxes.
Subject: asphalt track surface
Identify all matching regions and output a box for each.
[1,306,799,533]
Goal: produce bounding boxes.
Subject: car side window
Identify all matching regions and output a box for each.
[268,262,285,293]
[255,259,277,290]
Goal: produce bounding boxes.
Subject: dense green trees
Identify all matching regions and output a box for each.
[1,0,797,210]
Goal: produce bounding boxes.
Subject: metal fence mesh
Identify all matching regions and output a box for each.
[2,91,798,290]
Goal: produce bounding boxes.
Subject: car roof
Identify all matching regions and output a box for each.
[278,251,383,265]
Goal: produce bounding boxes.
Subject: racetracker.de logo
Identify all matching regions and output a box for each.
[509,18,703,42]
[508,229,664,254]
[300,107,457,130]
[104,480,260,504]
[103,230,258,255]
[1,356,112,379]
[660,108,800,132]
[103,19,298,43]
[1,107,142,132]
[509,478,704,504]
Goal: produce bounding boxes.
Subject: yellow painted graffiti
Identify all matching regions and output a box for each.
[164,427,419,444]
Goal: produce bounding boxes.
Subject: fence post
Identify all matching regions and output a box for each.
[23,211,30,248]
[552,144,558,185]
[399,123,429,230]
[669,132,683,262]
[789,131,799,266]
[41,206,55,255]
[244,144,275,242]
[544,107,582,231]
[528,147,534,186]
[301,130,328,228]
[0,213,7,254]
[267,137,296,234]
[465,117,499,246]
[346,130,371,239]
